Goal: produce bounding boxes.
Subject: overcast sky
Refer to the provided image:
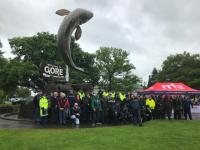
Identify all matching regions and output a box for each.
[0,0,200,83]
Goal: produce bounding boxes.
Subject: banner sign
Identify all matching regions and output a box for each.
[42,64,66,79]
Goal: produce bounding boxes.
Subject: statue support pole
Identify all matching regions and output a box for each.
[65,65,69,82]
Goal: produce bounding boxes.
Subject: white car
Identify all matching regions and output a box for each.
[9,97,23,103]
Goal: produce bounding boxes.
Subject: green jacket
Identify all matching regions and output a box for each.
[91,96,102,111]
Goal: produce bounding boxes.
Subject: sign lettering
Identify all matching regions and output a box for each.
[42,64,65,79]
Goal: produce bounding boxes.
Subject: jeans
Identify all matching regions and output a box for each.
[93,110,101,124]
[71,115,80,125]
[59,109,66,125]
[132,109,142,126]
[184,108,192,120]
[33,107,40,123]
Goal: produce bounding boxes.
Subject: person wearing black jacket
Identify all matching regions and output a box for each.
[68,90,76,109]
[81,93,91,122]
[33,90,42,123]
[182,96,193,120]
[163,95,172,120]
[50,92,59,123]
[130,95,142,126]
[172,96,182,120]
[155,95,164,119]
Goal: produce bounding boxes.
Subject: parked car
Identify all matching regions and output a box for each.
[9,97,24,104]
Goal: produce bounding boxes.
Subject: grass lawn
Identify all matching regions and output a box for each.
[0,120,200,150]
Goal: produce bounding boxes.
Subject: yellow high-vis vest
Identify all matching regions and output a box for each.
[145,98,155,109]
[119,93,126,101]
[111,92,115,99]
[39,96,48,116]
[78,92,85,101]
[103,91,109,97]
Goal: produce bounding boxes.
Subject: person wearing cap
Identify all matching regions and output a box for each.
[71,103,81,126]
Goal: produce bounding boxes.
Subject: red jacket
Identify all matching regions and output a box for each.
[58,97,70,109]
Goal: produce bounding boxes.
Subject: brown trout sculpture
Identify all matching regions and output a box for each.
[56,8,93,73]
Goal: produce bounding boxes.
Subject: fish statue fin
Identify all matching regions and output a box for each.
[75,25,82,40]
[56,9,70,16]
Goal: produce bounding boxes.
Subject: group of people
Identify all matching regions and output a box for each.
[33,90,195,127]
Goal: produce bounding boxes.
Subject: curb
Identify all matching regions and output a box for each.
[0,112,34,122]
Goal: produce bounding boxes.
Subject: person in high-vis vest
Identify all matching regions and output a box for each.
[39,94,49,125]
[145,96,156,120]
[102,91,109,100]
[111,92,115,99]
[110,92,115,101]
[103,91,109,96]
[78,90,85,101]
[119,92,126,102]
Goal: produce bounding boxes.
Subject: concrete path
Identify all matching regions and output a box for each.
[0,113,200,129]
[0,118,36,128]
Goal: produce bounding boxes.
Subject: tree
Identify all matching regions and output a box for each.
[0,59,38,94]
[69,38,99,86]
[0,90,6,103]
[9,32,59,90]
[95,47,139,91]
[147,67,158,87]
[0,49,8,93]
[111,74,140,92]
[0,39,2,48]
[157,52,200,89]
[15,87,31,98]
[8,32,99,90]
[0,41,6,66]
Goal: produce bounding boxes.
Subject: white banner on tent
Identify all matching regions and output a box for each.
[191,105,200,113]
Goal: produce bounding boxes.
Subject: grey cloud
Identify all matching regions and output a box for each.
[141,0,200,43]
[0,0,200,82]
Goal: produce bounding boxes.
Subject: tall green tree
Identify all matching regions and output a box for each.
[9,32,59,90]
[15,87,31,98]
[0,49,8,93]
[157,52,200,89]
[0,59,38,94]
[69,38,99,85]
[147,67,158,87]
[96,47,139,91]
[8,32,99,90]
[0,39,2,48]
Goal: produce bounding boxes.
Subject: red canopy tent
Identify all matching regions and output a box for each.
[139,82,200,95]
